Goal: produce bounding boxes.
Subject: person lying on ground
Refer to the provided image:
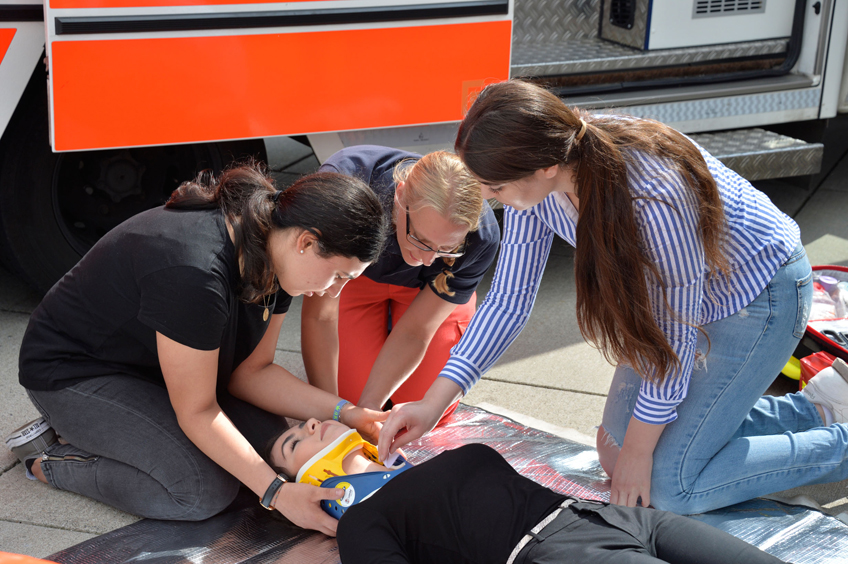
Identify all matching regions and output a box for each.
[265,418,787,564]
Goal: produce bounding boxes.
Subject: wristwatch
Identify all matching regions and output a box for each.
[260,474,287,510]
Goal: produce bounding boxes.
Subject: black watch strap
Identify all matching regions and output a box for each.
[260,474,287,510]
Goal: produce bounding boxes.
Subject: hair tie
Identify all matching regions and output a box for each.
[270,190,286,226]
[575,119,588,143]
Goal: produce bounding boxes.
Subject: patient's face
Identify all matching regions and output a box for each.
[271,418,350,478]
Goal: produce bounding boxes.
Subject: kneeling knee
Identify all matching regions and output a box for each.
[648,486,709,515]
[180,474,241,521]
[152,469,241,521]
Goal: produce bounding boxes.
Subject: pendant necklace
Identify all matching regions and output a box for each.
[263,293,270,322]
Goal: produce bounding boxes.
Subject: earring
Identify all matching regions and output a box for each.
[300,250,304,254]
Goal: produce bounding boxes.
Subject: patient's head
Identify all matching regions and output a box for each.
[268,418,351,479]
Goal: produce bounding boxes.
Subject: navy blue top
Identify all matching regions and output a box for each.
[320,145,500,305]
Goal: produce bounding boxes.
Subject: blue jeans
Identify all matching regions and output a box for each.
[27,375,288,520]
[602,244,848,514]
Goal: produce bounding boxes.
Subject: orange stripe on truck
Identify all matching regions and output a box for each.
[0,29,16,64]
[51,20,511,151]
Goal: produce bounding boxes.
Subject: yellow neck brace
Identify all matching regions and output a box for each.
[296,429,383,486]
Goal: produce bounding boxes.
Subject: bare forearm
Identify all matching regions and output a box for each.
[358,329,430,409]
[423,376,463,410]
[376,376,463,460]
[229,362,344,421]
[621,417,665,455]
[358,286,458,409]
[302,317,340,394]
[301,295,341,394]
[609,416,666,507]
[177,407,276,497]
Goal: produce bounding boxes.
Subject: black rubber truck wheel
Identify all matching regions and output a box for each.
[0,60,265,294]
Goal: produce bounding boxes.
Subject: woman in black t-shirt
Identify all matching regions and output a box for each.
[304,146,499,418]
[267,420,786,564]
[13,163,389,536]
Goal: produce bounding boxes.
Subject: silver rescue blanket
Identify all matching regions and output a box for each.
[49,404,848,564]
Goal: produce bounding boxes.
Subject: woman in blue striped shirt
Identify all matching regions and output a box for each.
[378,80,848,515]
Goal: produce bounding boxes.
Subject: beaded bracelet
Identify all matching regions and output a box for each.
[333,399,350,422]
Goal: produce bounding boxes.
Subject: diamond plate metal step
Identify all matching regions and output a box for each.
[511,37,788,78]
[690,128,823,181]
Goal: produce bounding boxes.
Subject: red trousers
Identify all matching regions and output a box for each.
[337,275,475,416]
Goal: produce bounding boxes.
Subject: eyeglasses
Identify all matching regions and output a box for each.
[405,207,467,258]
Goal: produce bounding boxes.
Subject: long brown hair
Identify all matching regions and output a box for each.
[166,162,388,305]
[456,80,728,384]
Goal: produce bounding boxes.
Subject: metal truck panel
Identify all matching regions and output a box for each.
[49,20,510,151]
[0,27,14,58]
[308,84,823,182]
[512,37,789,78]
[598,0,650,49]
[309,122,823,184]
[512,0,599,43]
[604,86,822,133]
[44,0,512,151]
[25,0,847,154]
[598,0,795,51]
[512,0,789,78]
[0,22,44,141]
[818,0,848,117]
[642,0,794,50]
[50,0,510,34]
[840,39,848,112]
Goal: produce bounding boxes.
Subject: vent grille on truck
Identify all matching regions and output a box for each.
[609,0,637,29]
[694,0,766,17]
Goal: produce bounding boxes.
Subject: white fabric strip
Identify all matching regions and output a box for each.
[506,498,576,564]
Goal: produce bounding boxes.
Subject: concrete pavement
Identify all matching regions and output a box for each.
[2,130,848,558]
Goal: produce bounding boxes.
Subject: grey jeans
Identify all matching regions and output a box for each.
[27,375,288,520]
[515,502,785,564]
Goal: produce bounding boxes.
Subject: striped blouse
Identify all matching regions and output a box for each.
[440,144,800,425]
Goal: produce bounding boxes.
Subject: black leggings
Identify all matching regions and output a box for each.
[517,504,784,564]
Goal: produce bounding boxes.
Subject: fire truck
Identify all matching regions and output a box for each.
[1,0,847,292]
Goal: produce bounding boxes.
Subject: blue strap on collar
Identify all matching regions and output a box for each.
[319,454,412,519]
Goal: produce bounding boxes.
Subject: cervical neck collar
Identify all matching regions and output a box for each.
[296,429,412,519]
[296,429,372,486]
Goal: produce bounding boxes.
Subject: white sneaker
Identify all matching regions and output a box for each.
[4,417,58,480]
[803,358,848,424]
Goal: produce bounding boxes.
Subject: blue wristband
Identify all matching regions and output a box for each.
[333,399,350,422]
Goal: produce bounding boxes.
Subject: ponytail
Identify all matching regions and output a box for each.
[456,80,728,384]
